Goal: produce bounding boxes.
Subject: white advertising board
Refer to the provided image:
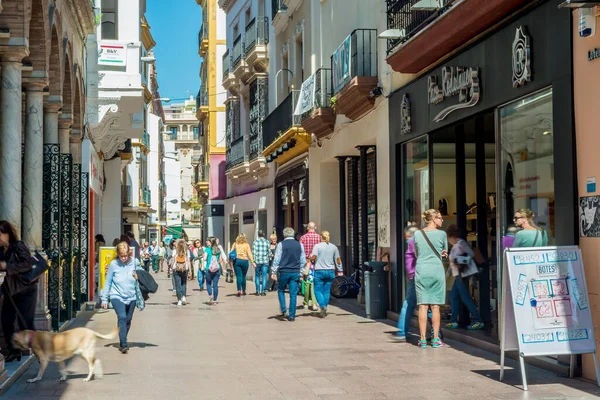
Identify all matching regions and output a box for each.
[500,246,600,390]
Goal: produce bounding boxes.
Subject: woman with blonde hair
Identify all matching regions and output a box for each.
[413,209,448,348]
[310,231,343,317]
[101,241,143,353]
[513,208,548,247]
[231,233,254,297]
[171,239,191,306]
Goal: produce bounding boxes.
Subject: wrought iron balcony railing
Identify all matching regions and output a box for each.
[331,29,378,94]
[314,68,332,110]
[196,90,208,109]
[226,135,246,170]
[271,0,288,20]
[142,131,150,149]
[143,187,151,205]
[245,17,269,54]
[385,0,453,55]
[262,90,300,151]
[190,209,203,222]
[122,184,132,206]
[232,34,244,67]
[249,77,268,160]
[223,49,231,79]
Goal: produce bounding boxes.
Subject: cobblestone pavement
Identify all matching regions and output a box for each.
[3,273,600,399]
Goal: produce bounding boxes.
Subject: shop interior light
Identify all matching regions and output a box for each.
[543,131,552,135]
[558,0,600,8]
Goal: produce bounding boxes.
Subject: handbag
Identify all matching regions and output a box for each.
[229,246,237,263]
[17,250,50,285]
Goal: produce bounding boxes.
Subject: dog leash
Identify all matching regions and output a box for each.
[4,285,31,330]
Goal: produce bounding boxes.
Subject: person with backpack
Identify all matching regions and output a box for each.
[171,239,191,306]
[204,237,225,305]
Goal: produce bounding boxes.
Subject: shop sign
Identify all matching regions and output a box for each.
[81,139,104,197]
[400,94,411,135]
[512,26,532,88]
[98,42,127,66]
[294,72,316,116]
[588,48,600,61]
[332,34,352,94]
[427,66,480,122]
[243,211,255,225]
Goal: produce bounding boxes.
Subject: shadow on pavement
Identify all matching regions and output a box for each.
[104,342,158,349]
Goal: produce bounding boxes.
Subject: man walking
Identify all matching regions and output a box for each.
[271,227,306,321]
[252,230,270,296]
[300,222,320,309]
[151,240,160,273]
[127,231,141,262]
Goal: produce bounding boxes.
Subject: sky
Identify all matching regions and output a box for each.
[146,0,203,103]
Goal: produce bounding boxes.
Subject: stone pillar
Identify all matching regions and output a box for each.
[0,52,26,233]
[70,131,82,163]
[43,101,61,144]
[58,116,72,154]
[23,82,51,331]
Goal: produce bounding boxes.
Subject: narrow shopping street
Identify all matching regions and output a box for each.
[2,274,599,400]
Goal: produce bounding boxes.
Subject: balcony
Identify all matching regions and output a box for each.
[232,34,251,83]
[225,98,244,172]
[190,209,203,222]
[195,164,210,192]
[122,184,132,206]
[385,0,531,73]
[141,187,151,207]
[262,91,310,166]
[226,135,246,171]
[222,49,238,94]
[248,77,268,161]
[142,130,150,149]
[331,29,378,120]
[198,25,208,57]
[191,145,203,165]
[164,131,200,143]
[196,90,208,121]
[245,17,269,73]
[271,0,289,35]
[300,68,335,140]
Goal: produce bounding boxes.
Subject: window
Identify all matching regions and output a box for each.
[101,0,118,40]
[193,126,199,139]
[170,126,178,139]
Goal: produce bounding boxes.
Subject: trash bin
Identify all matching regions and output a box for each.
[364,261,388,319]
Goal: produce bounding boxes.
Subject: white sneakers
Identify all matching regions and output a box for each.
[182,296,187,305]
[177,300,182,306]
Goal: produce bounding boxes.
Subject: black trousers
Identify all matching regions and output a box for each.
[2,284,37,352]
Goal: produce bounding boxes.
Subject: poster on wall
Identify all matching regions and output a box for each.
[579,196,600,237]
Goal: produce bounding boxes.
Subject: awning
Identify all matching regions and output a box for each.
[165,225,184,238]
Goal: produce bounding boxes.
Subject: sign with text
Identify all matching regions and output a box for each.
[294,72,316,116]
[98,43,127,66]
[82,139,104,196]
[332,34,351,94]
[428,66,480,122]
[500,246,599,390]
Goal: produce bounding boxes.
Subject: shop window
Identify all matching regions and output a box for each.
[229,214,240,249]
[402,136,429,226]
[257,209,268,235]
[498,88,554,244]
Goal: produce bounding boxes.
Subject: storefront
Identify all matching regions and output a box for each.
[389,0,575,339]
[224,187,275,249]
[274,160,309,238]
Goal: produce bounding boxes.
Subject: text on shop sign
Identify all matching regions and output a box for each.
[427,66,480,122]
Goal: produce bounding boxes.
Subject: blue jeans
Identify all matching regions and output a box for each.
[277,271,300,319]
[234,259,249,291]
[111,298,136,348]
[206,270,221,301]
[174,270,187,300]
[314,270,335,309]
[255,264,269,293]
[397,279,417,336]
[197,268,206,290]
[450,277,481,323]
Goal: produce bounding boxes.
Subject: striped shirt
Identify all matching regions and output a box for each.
[252,238,271,264]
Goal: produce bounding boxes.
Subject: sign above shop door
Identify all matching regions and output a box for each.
[512,26,532,88]
[428,66,481,122]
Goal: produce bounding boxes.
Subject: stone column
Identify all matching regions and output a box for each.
[43,101,61,144]
[23,82,51,331]
[70,131,82,163]
[0,51,26,233]
[58,116,72,154]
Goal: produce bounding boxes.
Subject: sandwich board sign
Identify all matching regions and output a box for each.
[500,246,600,390]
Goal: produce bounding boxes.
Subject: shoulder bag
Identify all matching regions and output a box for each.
[532,229,544,246]
[419,229,443,261]
[229,244,237,263]
[16,250,50,285]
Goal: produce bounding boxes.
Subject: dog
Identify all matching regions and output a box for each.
[12,327,118,383]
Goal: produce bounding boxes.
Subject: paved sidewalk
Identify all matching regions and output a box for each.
[3,273,600,399]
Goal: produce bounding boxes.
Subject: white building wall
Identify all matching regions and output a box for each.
[101,158,123,241]
[148,113,161,224]
[164,141,182,226]
[224,186,275,249]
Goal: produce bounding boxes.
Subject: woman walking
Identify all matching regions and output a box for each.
[413,209,448,348]
[101,241,143,354]
[230,234,254,297]
[171,239,191,306]
[141,242,151,271]
[266,234,278,291]
[204,237,225,305]
[310,231,343,318]
[445,224,483,330]
[513,208,548,247]
[0,221,38,362]
[193,240,205,290]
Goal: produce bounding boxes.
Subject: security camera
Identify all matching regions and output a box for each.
[370,87,383,98]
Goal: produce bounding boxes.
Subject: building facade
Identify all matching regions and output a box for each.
[196,0,226,242]
[162,98,203,240]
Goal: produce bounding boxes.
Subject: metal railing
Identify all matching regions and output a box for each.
[223,49,230,78]
[271,0,288,20]
[385,0,453,55]
[262,90,300,151]
[122,184,132,206]
[331,29,378,94]
[142,131,150,148]
[249,77,268,160]
[226,135,246,170]
[142,187,151,205]
[198,164,210,182]
[192,146,203,164]
[232,34,244,67]
[190,210,203,222]
[245,17,269,54]
[196,91,208,109]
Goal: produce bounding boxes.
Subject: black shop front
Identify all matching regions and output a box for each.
[388,0,575,341]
